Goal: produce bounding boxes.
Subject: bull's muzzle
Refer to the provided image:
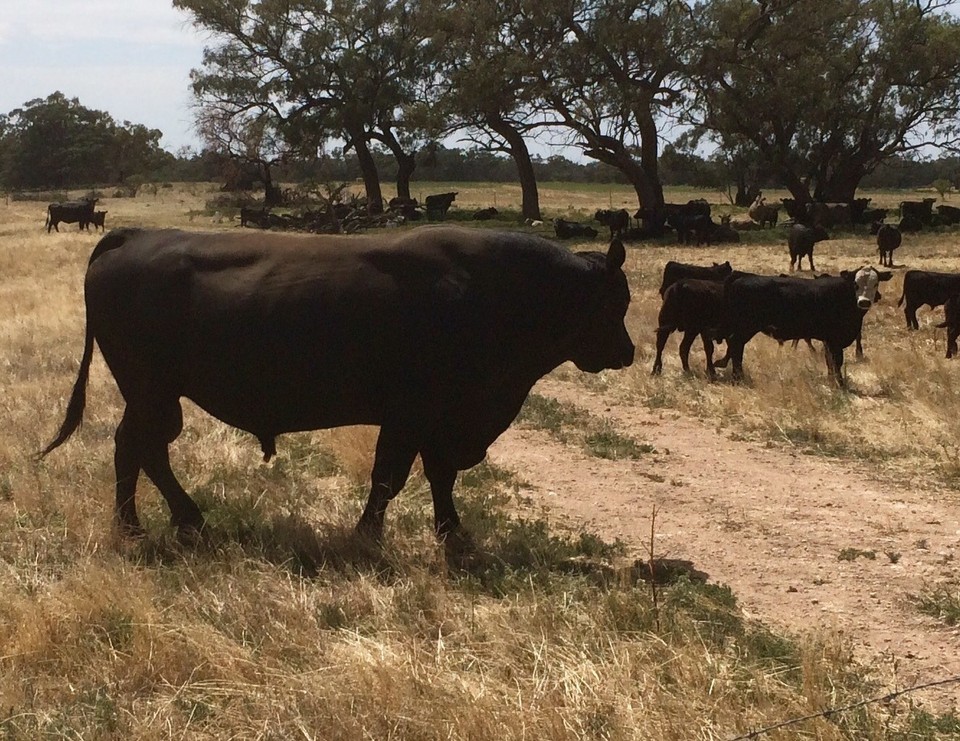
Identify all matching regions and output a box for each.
[857,297,872,310]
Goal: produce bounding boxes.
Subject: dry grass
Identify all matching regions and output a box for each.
[2,183,958,738]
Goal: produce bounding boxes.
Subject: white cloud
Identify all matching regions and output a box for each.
[0,1,210,150]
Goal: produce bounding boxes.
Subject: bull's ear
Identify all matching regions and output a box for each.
[606,238,626,270]
[878,270,893,282]
[840,270,853,281]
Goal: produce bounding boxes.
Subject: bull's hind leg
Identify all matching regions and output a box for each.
[421,451,460,540]
[652,327,672,374]
[356,426,418,542]
[114,414,145,537]
[120,401,204,538]
[678,330,697,372]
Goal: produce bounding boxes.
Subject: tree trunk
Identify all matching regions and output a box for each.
[350,133,383,214]
[261,163,282,208]
[487,116,541,220]
[584,143,661,215]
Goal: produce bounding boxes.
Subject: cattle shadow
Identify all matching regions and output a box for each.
[123,515,711,595]
[126,515,393,578]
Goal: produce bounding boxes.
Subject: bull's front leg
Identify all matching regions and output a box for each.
[825,344,846,387]
[356,426,418,542]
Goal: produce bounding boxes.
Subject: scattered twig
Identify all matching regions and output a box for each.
[730,674,960,740]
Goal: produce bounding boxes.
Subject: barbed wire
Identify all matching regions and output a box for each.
[729,674,960,740]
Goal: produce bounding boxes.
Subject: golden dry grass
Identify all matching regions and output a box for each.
[1,183,958,738]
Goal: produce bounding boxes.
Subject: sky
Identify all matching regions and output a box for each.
[0,1,210,153]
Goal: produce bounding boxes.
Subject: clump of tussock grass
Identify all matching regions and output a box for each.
[914,583,960,626]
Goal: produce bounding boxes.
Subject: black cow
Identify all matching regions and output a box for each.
[46,198,97,233]
[40,227,635,550]
[721,267,892,386]
[87,211,108,233]
[663,200,712,244]
[937,204,960,225]
[788,223,829,271]
[425,192,458,218]
[240,207,269,228]
[875,224,901,267]
[553,218,598,240]
[658,260,733,297]
[472,207,498,220]
[652,279,726,378]
[897,270,960,329]
[900,199,936,225]
[936,293,960,358]
[898,215,923,233]
[594,209,630,239]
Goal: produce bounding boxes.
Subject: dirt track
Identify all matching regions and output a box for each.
[489,378,960,710]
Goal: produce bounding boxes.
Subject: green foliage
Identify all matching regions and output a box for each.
[517,393,653,460]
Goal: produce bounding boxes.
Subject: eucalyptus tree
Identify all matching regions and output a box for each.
[688,0,960,204]
[426,0,549,220]
[0,92,166,190]
[176,0,432,213]
[515,0,696,214]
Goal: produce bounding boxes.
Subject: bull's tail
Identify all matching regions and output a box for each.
[936,320,948,329]
[897,289,905,307]
[39,229,135,458]
[39,316,95,458]
[44,205,51,230]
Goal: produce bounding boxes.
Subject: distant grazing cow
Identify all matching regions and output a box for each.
[788,223,829,271]
[553,218,598,240]
[860,208,889,225]
[898,215,923,233]
[88,211,107,233]
[652,279,726,378]
[594,209,630,239]
[658,260,733,297]
[748,195,779,228]
[240,207,270,229]
[897,270,960,329]
[936,293,960,358]
[875,224,901,267]
[46,198,97,233]
[472,207,498,220]
[900,198,936,226]
[721,267,892,386]
[661,200,712,244]
[424,192,458,218]
[780,198,807,221]
[937,204,960,225]
[40,227,635,546]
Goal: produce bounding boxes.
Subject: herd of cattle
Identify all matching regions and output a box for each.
[652,256,960,384]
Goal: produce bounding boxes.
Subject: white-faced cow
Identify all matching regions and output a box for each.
[720,267,892,386]
[46,198,98,233]
[897,270,960,329]
[40,227,635,552]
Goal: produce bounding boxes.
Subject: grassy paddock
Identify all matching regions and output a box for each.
[2,183,959,737]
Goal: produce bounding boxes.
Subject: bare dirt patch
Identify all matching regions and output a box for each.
[490,377,960,710]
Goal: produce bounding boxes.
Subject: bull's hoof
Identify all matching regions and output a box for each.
[354,518,385,546]
[116,520,147,540]
[442,528,481,569]
[174,516,208,546]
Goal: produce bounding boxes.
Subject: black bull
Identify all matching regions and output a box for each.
[41,226,635,546]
